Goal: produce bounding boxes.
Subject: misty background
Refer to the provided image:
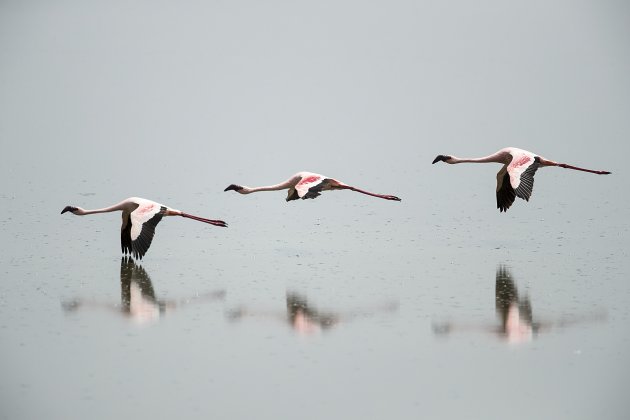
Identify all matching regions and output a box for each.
[1,1,629,419]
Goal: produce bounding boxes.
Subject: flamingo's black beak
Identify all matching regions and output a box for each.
[61,206,78,214]
[432,155,450,164]
[224,184,243,192]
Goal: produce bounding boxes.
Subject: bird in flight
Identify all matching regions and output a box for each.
[224,171,401,202]
[432,147,611,212]
[61,197,227,259]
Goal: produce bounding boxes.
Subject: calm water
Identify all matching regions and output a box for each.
[2,1,630,419]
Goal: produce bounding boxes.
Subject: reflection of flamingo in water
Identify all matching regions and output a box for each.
[227,291,398,335]
[62,257,226,325]
[224,171,401,202]
[495,266,537,343]
[432,266,606,344]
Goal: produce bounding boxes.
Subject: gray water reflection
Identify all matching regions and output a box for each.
[227,291,398,335]
[433,265,607,344]
[62,257,226,325]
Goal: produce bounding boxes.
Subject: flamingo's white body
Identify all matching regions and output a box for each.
[61,197,227,259]
[224,171,401,202]
[432,147,611,212]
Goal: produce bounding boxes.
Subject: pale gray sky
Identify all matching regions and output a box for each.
[2,0,629,183]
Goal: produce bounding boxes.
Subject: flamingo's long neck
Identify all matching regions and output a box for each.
[77,202,127,215]
[450,152,507,164]
[245,178,297,193]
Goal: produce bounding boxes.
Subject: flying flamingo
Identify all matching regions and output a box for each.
[432,147,611,212]
[61,197,227,259]
[224,171,401,202]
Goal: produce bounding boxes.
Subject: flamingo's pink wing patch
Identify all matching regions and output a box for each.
[495,165,516,212]
[507,154,540,202]
[295,175,324,198]
[129,205,167,259]
[507,155,533,190]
